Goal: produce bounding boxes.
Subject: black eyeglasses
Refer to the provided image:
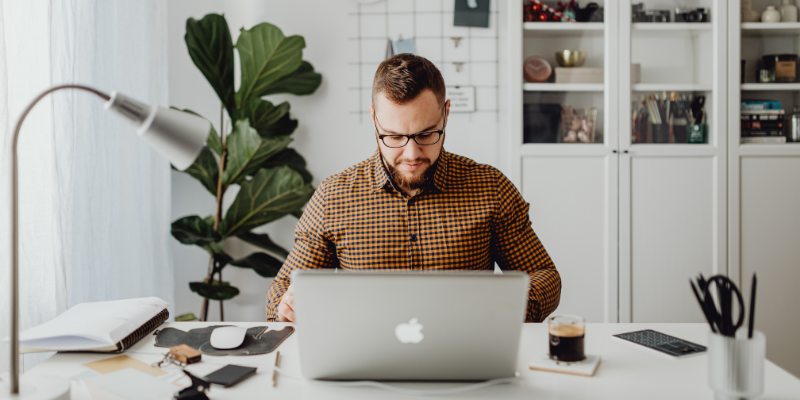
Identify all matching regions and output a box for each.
[373,106,446,148]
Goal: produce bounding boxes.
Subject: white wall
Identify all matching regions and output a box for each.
[168,0,503,321]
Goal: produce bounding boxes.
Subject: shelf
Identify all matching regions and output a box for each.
[739,143,800,156]
[741,83,800,91]
[523,83,604,92]
[519,143,609,157]
[632,23,712,32]
[741,22,800,37]
[523,22,603,38]
[632,83,712,92]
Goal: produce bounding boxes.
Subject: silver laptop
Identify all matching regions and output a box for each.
[292,270,529,381]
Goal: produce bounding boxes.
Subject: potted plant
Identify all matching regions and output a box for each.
[171,13,321,321]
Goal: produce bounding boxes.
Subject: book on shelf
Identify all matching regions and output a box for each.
[741,130,785,137]
[741,100,782,111]
[741,112,784,122]
[741,109,785,115]
[13,297,169,353]
[741,136,787,144]
[741,121,783,130]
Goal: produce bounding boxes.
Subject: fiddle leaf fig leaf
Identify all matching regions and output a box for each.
[230,252,283,277]
[221,120,261,185]
[171,215,216,247]
[261,148,313,184]
[259,113,298,137]
[237,98,290,132]
[241,135,293,179]
[237,231,290,259]
[185,14,236,117]
[262,61,322,96]
[183,147,219,195]
[235,23,305,106]
[189,281,240,301]
[220,166,315,237]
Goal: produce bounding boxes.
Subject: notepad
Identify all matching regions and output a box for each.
[14,297,169,352]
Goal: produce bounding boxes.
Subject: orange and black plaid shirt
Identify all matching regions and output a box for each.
[266,150,561,322]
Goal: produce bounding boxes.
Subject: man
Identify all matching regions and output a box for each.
[266,54,560,323]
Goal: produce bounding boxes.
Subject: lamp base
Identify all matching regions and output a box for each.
[0,374,70,400]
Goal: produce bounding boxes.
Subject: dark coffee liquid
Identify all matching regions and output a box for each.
[549,325,585,362]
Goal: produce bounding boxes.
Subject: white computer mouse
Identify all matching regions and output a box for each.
[209,326,247,349]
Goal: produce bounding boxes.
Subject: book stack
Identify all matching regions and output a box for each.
[741,100,786,144]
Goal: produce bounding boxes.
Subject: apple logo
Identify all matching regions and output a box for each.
[395,318,424,344]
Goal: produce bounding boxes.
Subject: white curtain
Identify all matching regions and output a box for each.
[0,0,173,372]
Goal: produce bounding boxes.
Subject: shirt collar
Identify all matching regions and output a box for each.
[371,150,393,192]
[370,149,450,194]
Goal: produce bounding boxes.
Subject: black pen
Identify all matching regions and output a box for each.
[690,280,717,333]
[748,274,757,339]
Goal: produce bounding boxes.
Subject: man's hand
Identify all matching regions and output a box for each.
[277,284,295,322]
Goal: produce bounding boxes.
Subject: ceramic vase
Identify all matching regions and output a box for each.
[780,0,798,22]
[763,6,782,23]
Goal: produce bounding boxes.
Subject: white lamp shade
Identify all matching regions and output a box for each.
[104,91,210,170]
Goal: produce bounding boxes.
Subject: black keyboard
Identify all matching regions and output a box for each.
[614,329,707,357]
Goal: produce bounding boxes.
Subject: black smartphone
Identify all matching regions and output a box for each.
[204,364,258,388]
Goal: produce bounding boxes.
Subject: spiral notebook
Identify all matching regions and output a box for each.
[15,297,169,353]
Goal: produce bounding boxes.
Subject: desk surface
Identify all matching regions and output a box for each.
[28,322,800,399]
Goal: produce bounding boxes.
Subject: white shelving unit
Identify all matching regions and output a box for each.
[508,0,619,324]
[728,1,800,378]
[505,0,725,325]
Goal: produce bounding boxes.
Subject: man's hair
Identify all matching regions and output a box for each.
[372,54,445,108]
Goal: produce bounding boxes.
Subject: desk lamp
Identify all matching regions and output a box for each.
[2,84,210,399]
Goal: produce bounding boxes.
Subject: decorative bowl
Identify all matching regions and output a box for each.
[555,50,587,67]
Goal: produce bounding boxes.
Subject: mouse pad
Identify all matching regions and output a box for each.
[153,326,293,356]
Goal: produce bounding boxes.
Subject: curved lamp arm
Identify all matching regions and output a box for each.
[8,85,209,395]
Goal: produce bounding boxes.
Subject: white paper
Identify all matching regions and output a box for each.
[14,297,168,350]
[84,368,177,400]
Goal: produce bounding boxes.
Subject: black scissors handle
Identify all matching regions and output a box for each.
[705,276,745,337]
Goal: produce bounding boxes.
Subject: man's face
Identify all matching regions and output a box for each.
[370,90,449,194]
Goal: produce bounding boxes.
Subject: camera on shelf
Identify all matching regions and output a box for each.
[632,3,671,23]
[675,8,709,23]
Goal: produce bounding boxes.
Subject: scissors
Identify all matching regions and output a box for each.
[703,275,745,337]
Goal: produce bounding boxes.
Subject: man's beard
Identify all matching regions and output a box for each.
[382,152,440,194]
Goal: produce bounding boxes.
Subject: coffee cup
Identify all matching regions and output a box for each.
[548,314,586,363]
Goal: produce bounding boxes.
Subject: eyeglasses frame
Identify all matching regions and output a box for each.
[373,104,447,148]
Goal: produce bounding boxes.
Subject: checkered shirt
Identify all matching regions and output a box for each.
[265,149,561,322]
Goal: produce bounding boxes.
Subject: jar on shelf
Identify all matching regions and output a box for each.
[790,107,800,142]
[762,54,798,83]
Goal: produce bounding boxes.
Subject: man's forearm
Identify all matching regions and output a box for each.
[266,275,290,321]
[526,267,562,322]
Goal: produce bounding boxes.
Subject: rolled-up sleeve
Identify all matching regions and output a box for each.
[266,179,338,321]
[492,171,561,323]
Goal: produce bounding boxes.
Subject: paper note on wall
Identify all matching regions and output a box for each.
[446,86,476,113]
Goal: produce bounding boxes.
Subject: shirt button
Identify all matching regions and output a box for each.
[410,234,417,242]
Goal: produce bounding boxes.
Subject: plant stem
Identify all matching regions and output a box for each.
[219,268,225,321]
[201,104,229,322]
[199,255,214,321]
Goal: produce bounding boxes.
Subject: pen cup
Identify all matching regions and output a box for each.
[708,331,765,400]
[688,124,705,143]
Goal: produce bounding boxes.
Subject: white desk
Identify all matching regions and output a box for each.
[27,322,800,399]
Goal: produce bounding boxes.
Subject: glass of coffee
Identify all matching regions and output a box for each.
[548,314,585,362]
